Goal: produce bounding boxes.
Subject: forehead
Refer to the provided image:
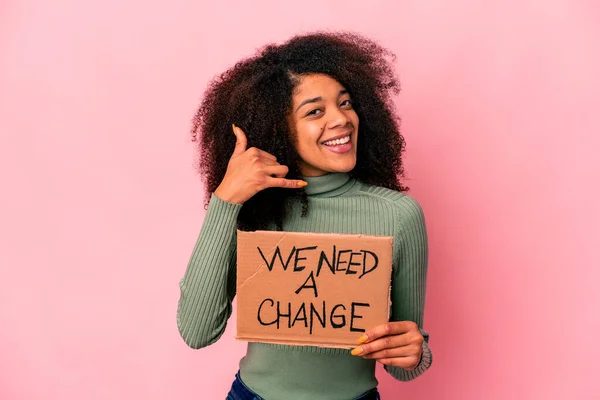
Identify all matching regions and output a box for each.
[292,74,346,98]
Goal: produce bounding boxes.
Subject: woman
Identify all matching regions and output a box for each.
[177,32,432,400]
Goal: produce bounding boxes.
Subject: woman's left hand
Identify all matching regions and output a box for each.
[351,321,424,370]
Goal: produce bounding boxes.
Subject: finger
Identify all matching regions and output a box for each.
[244,147,277,162]
[255,149,277,161]
[264,176,308,189]
[377,356,420,370]
[260,158,280,167]
[352,334,413,357]
[361,343,420,360]
[359,321,416,344]
[261,165,289,178]
[232,124,248,156]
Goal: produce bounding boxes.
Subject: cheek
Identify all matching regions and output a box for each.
[350,111,359,129]
[296,123,324,146]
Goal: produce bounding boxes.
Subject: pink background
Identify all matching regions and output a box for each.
[1,1,599,399]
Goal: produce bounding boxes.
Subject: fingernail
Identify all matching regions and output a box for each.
[297,181,308,187]
[350,347,363,356]
[357,335,368,345]
[232,124,236,133]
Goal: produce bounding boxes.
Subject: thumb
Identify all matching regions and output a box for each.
[231,124,247,156]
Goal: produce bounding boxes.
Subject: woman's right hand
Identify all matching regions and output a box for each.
[214,125,308,205]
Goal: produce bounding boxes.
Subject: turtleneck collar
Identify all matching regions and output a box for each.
[302,173,356,197]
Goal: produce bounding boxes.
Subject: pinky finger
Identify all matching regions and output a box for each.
[377,357,417,370]
[266,177,308,189]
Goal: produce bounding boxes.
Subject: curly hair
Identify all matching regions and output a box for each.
[191,31,408,231]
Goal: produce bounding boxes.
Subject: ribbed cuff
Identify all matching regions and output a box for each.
[385,340,432,381]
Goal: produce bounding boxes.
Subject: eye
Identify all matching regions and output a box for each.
[306,108,323,117]
[340,99,353,107]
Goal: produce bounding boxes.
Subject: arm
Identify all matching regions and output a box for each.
[177,124,307,348]
[176,193,242,349]
[384,194,432,381]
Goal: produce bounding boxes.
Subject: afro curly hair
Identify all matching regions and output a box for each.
[191,31,408,231]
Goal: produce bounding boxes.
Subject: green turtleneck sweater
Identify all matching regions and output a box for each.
[177,173,432,399]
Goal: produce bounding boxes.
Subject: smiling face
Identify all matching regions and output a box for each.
[288,74,359,177]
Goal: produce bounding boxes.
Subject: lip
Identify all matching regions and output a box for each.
[321,131,353,144]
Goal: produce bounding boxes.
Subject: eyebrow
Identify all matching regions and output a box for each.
[295,90,349,112]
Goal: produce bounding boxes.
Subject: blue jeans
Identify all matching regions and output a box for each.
[226,372,381,400]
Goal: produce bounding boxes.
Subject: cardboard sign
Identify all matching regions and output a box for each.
[236,230,393,348]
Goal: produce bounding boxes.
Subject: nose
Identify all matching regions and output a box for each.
[326,106,350,130]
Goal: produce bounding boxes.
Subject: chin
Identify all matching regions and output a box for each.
[327,161,357,173]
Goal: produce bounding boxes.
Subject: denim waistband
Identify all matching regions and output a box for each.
[226,372,380,400]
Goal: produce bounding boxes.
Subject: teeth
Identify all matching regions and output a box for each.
[324,135,351,146]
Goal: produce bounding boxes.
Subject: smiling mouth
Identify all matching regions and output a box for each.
[322,134,351,146]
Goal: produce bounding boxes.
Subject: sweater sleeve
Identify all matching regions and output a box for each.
[385,194,433,381]
[176,193,243,349]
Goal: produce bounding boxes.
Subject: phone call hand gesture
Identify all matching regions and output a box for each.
[214,125,308,205]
